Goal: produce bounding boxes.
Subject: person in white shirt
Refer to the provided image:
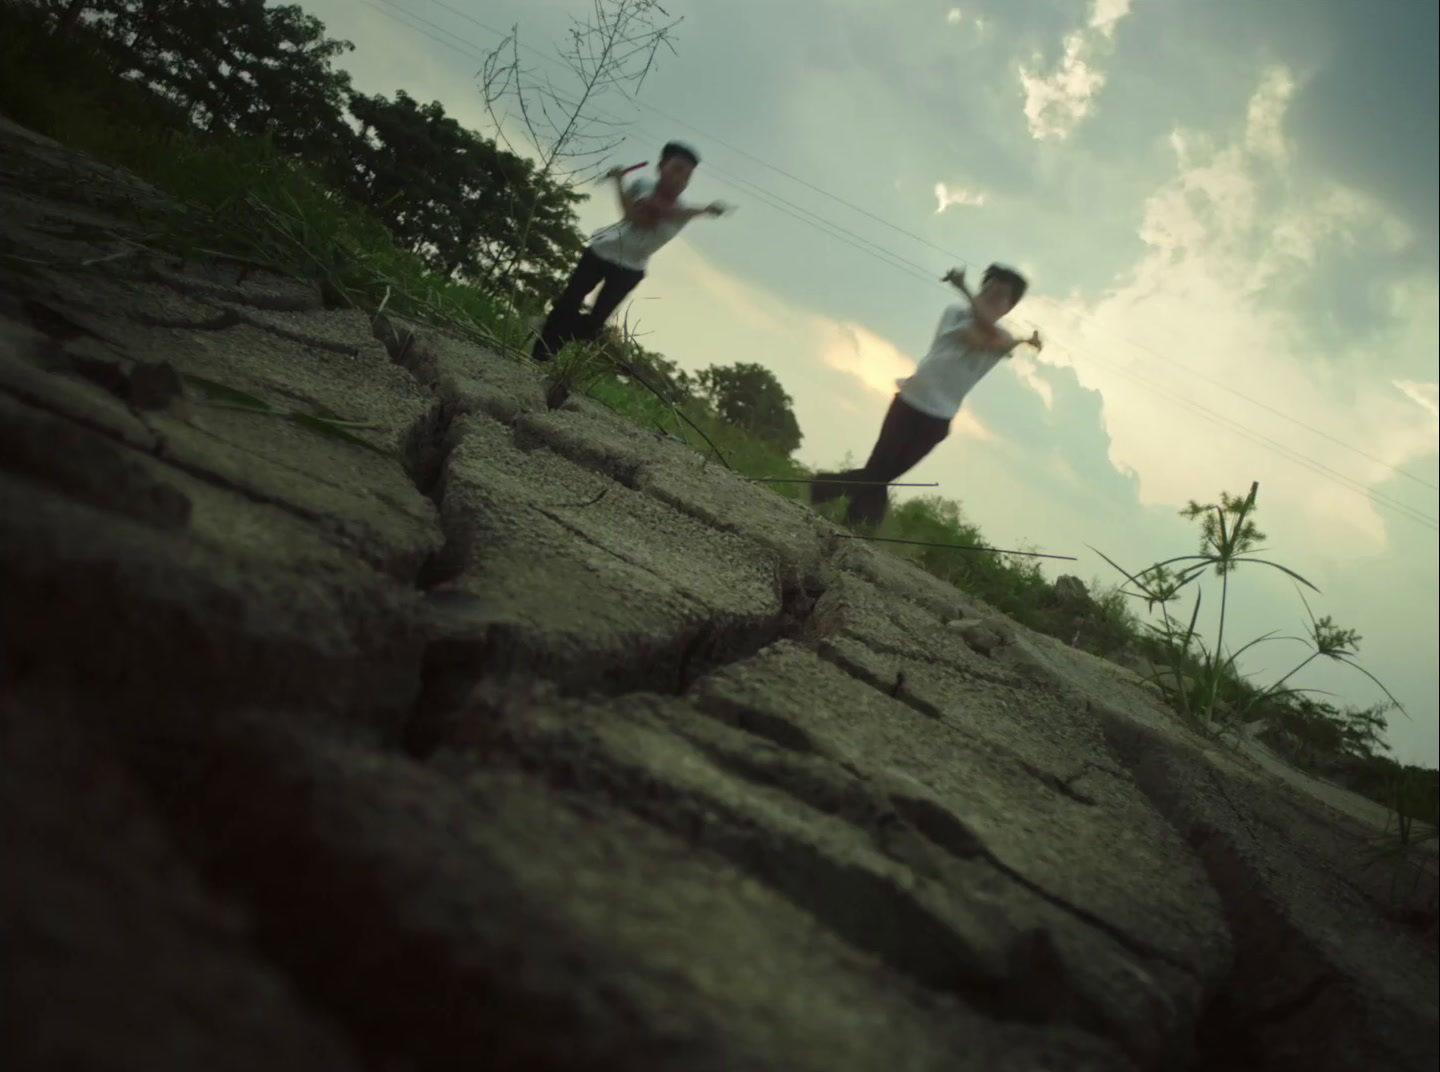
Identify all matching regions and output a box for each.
[811,264,1042,528]
[530,141,728,362]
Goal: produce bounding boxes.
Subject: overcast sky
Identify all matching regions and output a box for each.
[300,0,1438,765]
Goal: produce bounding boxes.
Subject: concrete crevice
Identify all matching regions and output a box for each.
[817,639,946,721]
[404,571,823,761]
[374,314,465,590]
[145,262,323,312]
[1100,713,1391,1072]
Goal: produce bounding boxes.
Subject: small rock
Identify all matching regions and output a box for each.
[945,617,1014,657]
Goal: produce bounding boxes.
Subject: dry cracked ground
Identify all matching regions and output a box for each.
[1,116,1436,1072]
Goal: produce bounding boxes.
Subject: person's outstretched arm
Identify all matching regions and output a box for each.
[960,323,1043,357]
[991,329,1042,356]
[942,267,976,309]
[655,201,731,223]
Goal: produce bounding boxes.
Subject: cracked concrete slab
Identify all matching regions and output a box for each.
[5,112,1436,1072]
[0,694,361,1072]
[373,314,545,419]
[688,643,1230,987]
[114,707,1139,1072]
[0,474,423,737]
[2,290,444,578]
[463,688,1201,1067]
[415,412,784,709]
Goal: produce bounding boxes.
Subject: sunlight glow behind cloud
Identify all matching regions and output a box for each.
[818,320,995,441]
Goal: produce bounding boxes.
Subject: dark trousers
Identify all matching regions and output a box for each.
[531,247,645,361]
[812,394,950,527]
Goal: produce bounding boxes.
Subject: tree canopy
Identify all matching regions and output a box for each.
[695,362,803,457]
[344,90,583,297]
[34,0,585,303]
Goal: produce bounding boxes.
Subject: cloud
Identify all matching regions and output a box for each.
[1089,0,1134,37]
[1018,0,1136,141]
[1395,380,1439,420]
[944,7,987,34]
[1018,64,1437,553]
[1244,66,1295,164]
[934,181,987,213]
[1009,354,1055,411]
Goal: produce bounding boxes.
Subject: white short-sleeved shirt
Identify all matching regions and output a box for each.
[588,177,690,272]
[895,304,1012,421]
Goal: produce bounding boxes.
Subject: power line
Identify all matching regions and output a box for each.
[702,165,941,286]
[402,0,1437,496]
[447,0,1439,497]
[411,0,977,265]
[364,0,1439,532]
[369,0,949,285]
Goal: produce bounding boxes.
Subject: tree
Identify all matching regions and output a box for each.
[344,90,584,299]
[54,1,356,161]
[695,362,803,456]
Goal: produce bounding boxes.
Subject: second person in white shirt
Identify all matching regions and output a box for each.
[811,265,1041,529]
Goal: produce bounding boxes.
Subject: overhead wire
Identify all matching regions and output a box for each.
[404,0,1436,493]
[368,0,1439,529]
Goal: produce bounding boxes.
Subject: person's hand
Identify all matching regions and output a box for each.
[605,166,626,181]
[942,267,967,289]
[1027,329,1043,352]
[706,201,730,216]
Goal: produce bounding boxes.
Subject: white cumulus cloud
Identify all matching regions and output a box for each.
[934,181,987,213]
[1019,0,1137,141]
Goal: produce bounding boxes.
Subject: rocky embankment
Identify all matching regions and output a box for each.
[2,116,1435,1071]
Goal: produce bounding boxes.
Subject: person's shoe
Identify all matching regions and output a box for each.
[809,473,844,505]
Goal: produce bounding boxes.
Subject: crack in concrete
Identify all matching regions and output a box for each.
[225,305,369,358]
[131,307,242,332]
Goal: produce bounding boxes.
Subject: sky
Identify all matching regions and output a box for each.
[301,0,1438,766]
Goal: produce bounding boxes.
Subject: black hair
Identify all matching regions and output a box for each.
[660,141,700,167]
[982,263,1028,303]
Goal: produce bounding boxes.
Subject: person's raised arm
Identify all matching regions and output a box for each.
[607,168,644,221]
[942,267,977,311]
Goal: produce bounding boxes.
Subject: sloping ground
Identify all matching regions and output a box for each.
[1,117,1435,1071]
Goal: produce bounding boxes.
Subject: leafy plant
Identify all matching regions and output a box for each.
[1093,483,1396,738]
[1364,765,1440,913]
